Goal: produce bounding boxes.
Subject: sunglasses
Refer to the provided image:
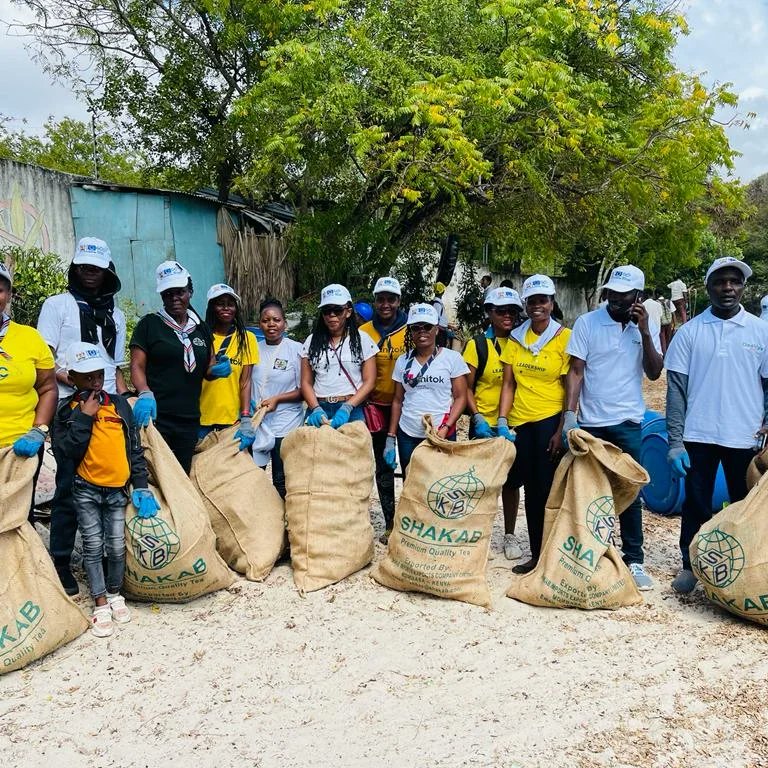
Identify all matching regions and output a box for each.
[321,305,348,317]
[491,306,519,316]
[410,323,435,333]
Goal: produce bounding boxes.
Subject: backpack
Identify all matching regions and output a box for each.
[466,333,490,392]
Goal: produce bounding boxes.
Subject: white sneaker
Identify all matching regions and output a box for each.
[628,562,654,591]
[503,534,523,561]
[91,605,114,638]
[106,593,131,624]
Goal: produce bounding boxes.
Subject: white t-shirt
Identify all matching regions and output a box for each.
[664,307,768,448]
[300,330,378,398]
[567,306,661,427]
[37,292,126,397]
[668,280,687,302]
[392,348,469,437]
[252,337,305,438]
[643,297,663,328]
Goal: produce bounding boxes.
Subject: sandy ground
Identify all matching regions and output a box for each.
[3,375,768,768]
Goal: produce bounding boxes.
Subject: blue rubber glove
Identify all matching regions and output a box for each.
[12,427,46,457]
[330,402,354,429]
[384,435,398,470]
[132,489,160,519]
[668,446,690,478]
[306,406,326,427]
[133,390,157,427]
[496,417,516,443]
[471,413,494,439]
[561,410,579,450]
[209,356,232,379]
[234,415,256,451]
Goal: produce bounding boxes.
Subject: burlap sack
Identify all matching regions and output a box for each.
[0,448,89,675]
[282,421,375,593]
[507,429,647,610]
[124,423,234,602]
[191,413,285,581]
[691,471,768,625]
[372,418,516,608]
[746,445,768,491]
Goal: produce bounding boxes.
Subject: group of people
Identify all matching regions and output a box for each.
[2,235,767,635]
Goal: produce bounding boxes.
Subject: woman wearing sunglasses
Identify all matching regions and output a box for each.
[464,287,525,561]
[300,284,378,428]
[385,304,469,476]
[497,274,571,574]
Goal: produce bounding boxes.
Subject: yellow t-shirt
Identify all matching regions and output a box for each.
[73,400,131,488]
[499,327,572,426]
[359,320,408,405]
[462,336,511,426]
[0,322,55,447]
[199,330,260,426]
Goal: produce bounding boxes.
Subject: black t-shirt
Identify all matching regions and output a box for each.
[130,313,213,421]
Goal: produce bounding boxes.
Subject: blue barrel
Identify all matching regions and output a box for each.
[640,422,729,516]
[641,409,667,437]
[246,326,266,342]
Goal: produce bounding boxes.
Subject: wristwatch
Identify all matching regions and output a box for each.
[34,424,50,435]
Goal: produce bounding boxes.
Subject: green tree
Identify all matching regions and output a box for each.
[1,246,68,325]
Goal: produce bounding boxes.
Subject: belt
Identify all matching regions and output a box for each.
[318,395,352,404]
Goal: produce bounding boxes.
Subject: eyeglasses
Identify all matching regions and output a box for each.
[321,305,347,317]
[491,306,518,316]
[410,323,435,333]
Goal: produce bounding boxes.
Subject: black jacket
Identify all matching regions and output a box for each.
[51,392,149,490]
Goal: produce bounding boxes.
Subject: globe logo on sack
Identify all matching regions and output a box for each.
[427,468,485,520]
[127,515,181,570]
[694,528,745,588]
[586,496,616,546]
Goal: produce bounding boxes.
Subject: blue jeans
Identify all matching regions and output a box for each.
[73,476,128,598]
[583,421,644,565]
[397,426,456,476]
[317,401,364,423]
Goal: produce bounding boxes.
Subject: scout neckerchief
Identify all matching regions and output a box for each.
[68,267,120,359]
[157,308,200,372]
[216,326,236,360]
[0,313,10,359]
[510,318,562,357]
[372,310,408,356]
[403,347,439,388]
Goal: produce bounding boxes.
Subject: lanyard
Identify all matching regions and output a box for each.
[403,348,438,388]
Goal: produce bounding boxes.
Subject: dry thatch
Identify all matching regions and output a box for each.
[217,207,294,320]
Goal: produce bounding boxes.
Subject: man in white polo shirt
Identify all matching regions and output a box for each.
[563,264,663,590]
[665,256,768,593]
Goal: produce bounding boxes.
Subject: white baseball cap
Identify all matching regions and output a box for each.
[73,237,112,269]
[0,262,12,287]
[206,283,241,303]
[705,256,752,284]
[521,274,556,300]
[65,341,106,374]
[318,284,352,307]
[373,276,402,296]
[407,303,439,325]
[603,265,645,293]
[485,287,523,308]
[156,260,191,293]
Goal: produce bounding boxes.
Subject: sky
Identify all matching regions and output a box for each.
[0,0,766,182]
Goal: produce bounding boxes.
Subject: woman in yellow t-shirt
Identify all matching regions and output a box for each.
[199,284,260,449]
[0,262,57,468]
[497,274,571,575]
[463,287,525,561]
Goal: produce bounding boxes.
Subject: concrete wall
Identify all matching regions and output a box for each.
[0,159,75,260]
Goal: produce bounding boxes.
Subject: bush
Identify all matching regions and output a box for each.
[455,258,484,334]
[1,246,68,326]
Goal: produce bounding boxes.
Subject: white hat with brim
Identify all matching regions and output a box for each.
[206,283,241,303]
[73,237,112,269]
[485,287,523,309]
[0,262,12,287]
[66,341,106,374]
[521,274,557,300]
[602,264,645,293]
[156,260,191,293]
[407,303,439,325]
[373,277,402,296]
[705,256,752,284]
[319,283,352,307]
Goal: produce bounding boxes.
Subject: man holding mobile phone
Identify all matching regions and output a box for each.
[563,264,663,591]
[665,257,768,594]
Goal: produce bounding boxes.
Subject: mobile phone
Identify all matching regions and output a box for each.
[755,432,768,452]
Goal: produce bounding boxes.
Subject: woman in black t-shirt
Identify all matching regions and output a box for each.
[129,261,229,473]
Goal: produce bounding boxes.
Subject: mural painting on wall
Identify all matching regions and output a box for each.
[0,183,51,251]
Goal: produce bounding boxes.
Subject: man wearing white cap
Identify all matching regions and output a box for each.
[665,257,768,593]
[359,276,408,538]
[565,264,663,591]
[38,237,128,595]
